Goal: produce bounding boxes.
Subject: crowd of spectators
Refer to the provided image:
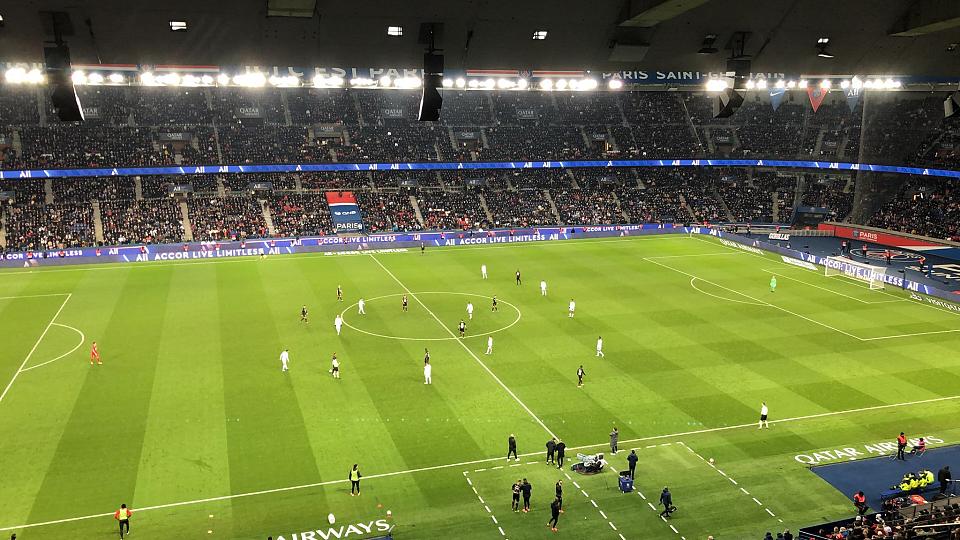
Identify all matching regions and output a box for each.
[483,188,556,228]
[354,190,419,232]
[5,202,95,250]
[187,196,269,241]
[285,88,359,125]
[552,188,622,225]
[869,179,960,241]
[416,189,488,230]
[100,199,184,245]
[268,193,334,237]
[7,86,960,247]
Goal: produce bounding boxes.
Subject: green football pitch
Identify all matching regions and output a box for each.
[1,234,959,540]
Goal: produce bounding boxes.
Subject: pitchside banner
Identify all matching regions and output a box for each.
[819,223,960,261]
[326,191,364,232]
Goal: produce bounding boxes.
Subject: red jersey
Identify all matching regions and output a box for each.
[90,344,100,359]
[897,434,907,446]
[114,507,132,520]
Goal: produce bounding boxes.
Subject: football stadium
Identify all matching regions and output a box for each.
[1,2,960,539]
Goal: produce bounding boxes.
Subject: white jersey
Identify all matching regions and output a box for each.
[596,338,603,351]
[760,404,768,416]
[335,316,343,326]
[424,363,432,377]
[569,301,576,311]
[358,299,365,310]
[540,281,547,291]
[331,358,340,369]
[280,350,289,365]
[467,303,474,314]
[488,336,493,347]
[481,265,487,274]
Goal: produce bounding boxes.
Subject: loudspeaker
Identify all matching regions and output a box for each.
[44,43,84,122]
[419,76,443,121]
[713,88,743,119]
[945,91,960,119]
[418,52,444,121]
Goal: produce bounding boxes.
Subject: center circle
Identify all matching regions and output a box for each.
[339,292,522,341]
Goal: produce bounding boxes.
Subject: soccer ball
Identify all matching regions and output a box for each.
[327,513,335,524]
[708,458,715,465]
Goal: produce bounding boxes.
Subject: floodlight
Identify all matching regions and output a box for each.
[608,79,623,90]
[442,78,453,87]
[108,73,124,84]
[87,72,104,84]
[555,79,568,90]
[497,78,513,89]
[820,79,831,89]
[455,78,466,88]
[169,20,187,32]
[516,78,528,89]
[775,80,785,89]
[539,79,553,90]
[5,68,26,83]
[579,79,598,90]
[380,75,393,87]
[71,71,86,84]
[217,73,230,85]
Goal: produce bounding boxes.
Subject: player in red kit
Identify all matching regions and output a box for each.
[90,341,101,365]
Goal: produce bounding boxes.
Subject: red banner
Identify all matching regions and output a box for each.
[807,87,828,112]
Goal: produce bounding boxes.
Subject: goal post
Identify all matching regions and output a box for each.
[824,256,888,290]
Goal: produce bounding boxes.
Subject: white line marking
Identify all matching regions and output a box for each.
[638,491,646,500]
[753,497,762,506]
[0,293,72,405]
[498,526,505,536]
[688,276,767,306]
[619,534,626,540]
[19,322,86,373]
[761,270,902,304]
[484,505,491,513]
[599,510,607,519]
[491,516,498,524]
[717,469,727,477]
[766,508,776,517]
[478,496,485,504]
[338,292,522,342]
[491,466,503,470]
[0,292,71,300]
[6,391,960,533]
[647,252,745,260]
[647,502,656,511]
[581,490,589,498]
[646,257,864,340]
[609,522,618,531]
[670,525,679,534]
[861,328,960,340]
[369,254,557,439]
[729,478,738,485]
[741,488,750,495]
[591,500,598,508]
[572,481,581,489]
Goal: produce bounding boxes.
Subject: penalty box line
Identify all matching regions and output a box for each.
[643,257,865,341]
[367,253,559,440]
[3,393,959,534]
[0,293,73,406]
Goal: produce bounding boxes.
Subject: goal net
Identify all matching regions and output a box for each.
[823,256,888,290]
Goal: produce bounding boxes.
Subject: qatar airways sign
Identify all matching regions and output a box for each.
[275,519,392,540]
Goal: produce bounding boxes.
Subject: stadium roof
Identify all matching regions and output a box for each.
[1,0,960,76]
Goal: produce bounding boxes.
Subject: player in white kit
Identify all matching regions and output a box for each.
[486,336,493,355]
[481,264,488,279]
[568,299,576,318]
[330,353,340,379]
[467,302,474,320]
[280,349,290,372]
[358,298,366,314]
[335,315,343,335]
[423,359,432,384]
[540,280,547,296]
[596,336,605,358]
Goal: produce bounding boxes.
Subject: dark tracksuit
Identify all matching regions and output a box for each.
[659,489,674,517]
[548,498,561,528]
[507,436,518,460]
[939,468,952,495]
[555,482,563,510]
[556,442,566,468]
[627,452,638,479]
[546,439,556,464]
[521,482,532,511]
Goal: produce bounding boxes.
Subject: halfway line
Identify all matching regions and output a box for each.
[367,254,558,440]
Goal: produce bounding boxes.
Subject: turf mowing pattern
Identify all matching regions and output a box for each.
[0,234,958,539]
